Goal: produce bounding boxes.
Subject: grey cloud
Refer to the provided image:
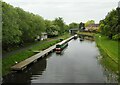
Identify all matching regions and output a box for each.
[3,0,119,24]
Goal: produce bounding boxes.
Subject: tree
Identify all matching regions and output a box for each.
[99,8,119,40]
[46,25,60,37]
[64,24,69,32]
[53,17,65,35]
[2,2,46,51]
[2,2,22,50]
[85,20,95,27]
[69,22,79,29]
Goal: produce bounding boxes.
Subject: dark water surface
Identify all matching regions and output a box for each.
[2,38,117,84]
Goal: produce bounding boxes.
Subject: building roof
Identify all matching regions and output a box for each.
[87,24,99,27]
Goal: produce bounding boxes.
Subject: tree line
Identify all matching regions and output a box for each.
[2,2,69,50]
[2,2,81,51]
[5,1,119,52]
[99,7,120,40]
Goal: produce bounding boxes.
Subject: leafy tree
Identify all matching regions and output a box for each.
[2,2,22,50]
[99,8,119,40]
[69,22,79,29]
[45,20,53,34]
[45,19,60,37]
[46,25,60,37]
[64,24,69,32]
[2,2,45,51]
[85,20,95,27]
[53,17,65,35]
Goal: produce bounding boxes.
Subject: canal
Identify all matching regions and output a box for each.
[2,38,117,84]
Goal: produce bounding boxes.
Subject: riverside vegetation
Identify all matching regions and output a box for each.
[2,1,72,76]
[2,1,119,80]
[2,34,71,75]
[97,7,119,76]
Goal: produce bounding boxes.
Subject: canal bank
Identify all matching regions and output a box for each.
[78,32,120,75]
[2,33,118,83]
[3,38,117,83]
[95,34,119,75]
[78,32,119,81]
[2,34,71,76]
[11,35,74,71]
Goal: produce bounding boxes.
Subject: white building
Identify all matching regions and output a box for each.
[35,32,47,41]
[41,32,47,40]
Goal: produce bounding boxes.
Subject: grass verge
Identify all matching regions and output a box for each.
[2,33,71,76]
[95,34,119,74]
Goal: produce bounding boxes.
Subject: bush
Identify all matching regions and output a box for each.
[112,34,120,40]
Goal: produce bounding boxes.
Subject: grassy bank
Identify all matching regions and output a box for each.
[95,34,119,74]
[2,33,71,76]
[77,32,95,37]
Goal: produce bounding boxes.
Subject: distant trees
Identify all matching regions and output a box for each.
[99,7,120,40]
[68,22,79,29]
[53,17,65,35]
[85,20,95,27]
[45,17,66,37]
[45,20,60,37]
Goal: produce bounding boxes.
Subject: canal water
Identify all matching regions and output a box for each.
[2,38,117,84]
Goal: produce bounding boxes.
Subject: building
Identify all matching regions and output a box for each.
[69,28,79,34]
[35,32,47,41]
[85,24,99,32]
[41,32,48,40]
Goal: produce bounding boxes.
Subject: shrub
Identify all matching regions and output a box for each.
[112,34,120,40]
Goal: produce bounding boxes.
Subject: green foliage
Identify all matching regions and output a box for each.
[2,2,45,51]
[95,34,118,63]
[2,2,22,49]
[45,17,66,37]
[64,25,69,32]
[112,33,120,40]
[15,7,45,42]
[2,39,59,75]
[45,20,60,37]
[95,34,119,74]
[2,1,82,52]
[2,2,69,51]
[69,22,79,29]
[47,25,60,36]
[53,17,65,34]
[2,33,70,76]
[85,20,95,27]
[45,19,53,33]
[99,8,119,39]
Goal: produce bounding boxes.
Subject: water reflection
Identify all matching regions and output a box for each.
[2,58,47,84]
[79,34,94,42]
[2,37,118,83]
[97,55,118,83]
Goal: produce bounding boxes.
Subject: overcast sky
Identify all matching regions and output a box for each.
[3,0,119,24]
